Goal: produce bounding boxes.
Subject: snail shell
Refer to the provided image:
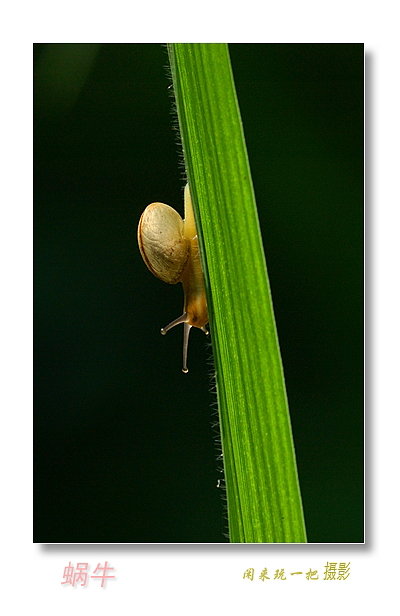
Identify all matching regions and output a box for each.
[138,202,190,284]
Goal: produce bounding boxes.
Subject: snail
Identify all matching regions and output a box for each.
[138,184,209,373]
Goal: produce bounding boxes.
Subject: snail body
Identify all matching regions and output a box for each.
[138,184,208,372]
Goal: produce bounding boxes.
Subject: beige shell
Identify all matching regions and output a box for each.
[138,202,190,284]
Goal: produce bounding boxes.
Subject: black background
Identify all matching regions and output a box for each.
[34,43,364,543]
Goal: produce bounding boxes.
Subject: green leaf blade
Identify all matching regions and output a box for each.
[168,43,306,543]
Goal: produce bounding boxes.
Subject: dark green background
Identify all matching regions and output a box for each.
[34,43,364,543]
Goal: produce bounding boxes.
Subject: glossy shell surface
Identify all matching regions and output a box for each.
[138,202,190,284]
